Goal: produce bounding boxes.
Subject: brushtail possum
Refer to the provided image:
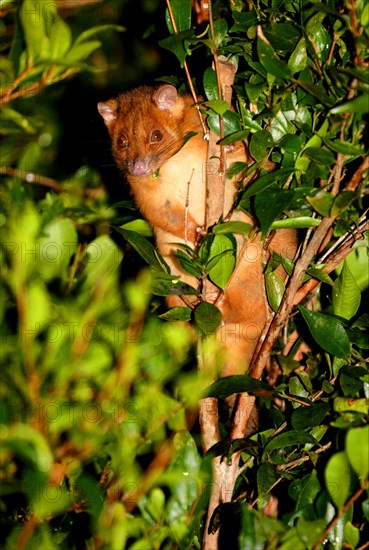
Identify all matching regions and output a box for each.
[98,84,297,376]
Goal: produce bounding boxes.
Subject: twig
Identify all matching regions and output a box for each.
[276,442,332,472]
[0,65,58,107]
[0,167,63,193]
[0,166,105,198]
[294,214,369,306]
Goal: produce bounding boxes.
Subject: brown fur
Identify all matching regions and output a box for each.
[98,85,297,376]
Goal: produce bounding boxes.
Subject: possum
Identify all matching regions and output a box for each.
[98,84,297,376]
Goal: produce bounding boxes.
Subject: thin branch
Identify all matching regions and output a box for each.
[276,442,332,472]
[0,167,105,199]
[0,65,59,107]
[294,214,369,306]
[0,167,63,193]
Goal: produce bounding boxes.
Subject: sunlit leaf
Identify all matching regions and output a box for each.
[49,17,72,59]
[265,271,285,312]
[288,37,307,74]
[346,426,369,480]
[64,40,101,63]
[332,261,361,320]
[207,234,236,290]
[325,452,351,511]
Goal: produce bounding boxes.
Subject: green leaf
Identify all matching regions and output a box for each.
[270,217,321,229]
[212,221,252,236]
[203,67,218,101]
[296,518,326,549]
[120,219,153,237]
[49,17,72,59]
[203,99,229,115]
[331,191,357,217]
[3,424,53,472]
[207,109,242,136]
[249,130,274,161]
[159,30,195,67]
[257,463,278,498]
[292,402,330,430]
[64,40,101,63]
[296,470,321,511]
[288,37,307,74]
[346,426,369,480]
[325,452,351,511]
[306,266,334,286]
[205,375,273,399]
[165,0,192,33]
[339,247,369,292]
[299,306,350,359]
[20,0,52,62]
[296,79,335,107]
[175,249,203,278]
[322,137,364,156]
[239,506,270,550]
[257,35,292,80]
[265,271,285,312]
[254,185,294,237]
[264,23,301,52]
[115,227,165,271]
[330,94,369,115]
[344,521,360,550]
[213,18,228,46]
[242,168,294,200]
[25,281,50,338]
[264,430,318,452]
[334,397,369,415]
[32,483,71,520]
[194,302,222,336]
[303,147,335,165]
[83,235,123,287]
[307,191,334,217]
[219,129,250,145]
[278,134,305,154]
[207,234,236,291]
[37,218,78,282]
[332,261,361,320]
[159,307,192,322]
[151,272,199,297]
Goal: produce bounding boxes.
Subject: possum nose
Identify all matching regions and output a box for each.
[132,160,150,176]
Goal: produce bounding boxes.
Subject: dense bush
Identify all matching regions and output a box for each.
[0,1,368,549]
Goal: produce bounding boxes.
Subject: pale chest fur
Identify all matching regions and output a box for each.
[128,132,208,241]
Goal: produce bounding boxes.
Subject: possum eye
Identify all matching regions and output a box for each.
[150,129,163,143]
[117,133,128,149]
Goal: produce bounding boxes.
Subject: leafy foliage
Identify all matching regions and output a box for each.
[0,0,368,549]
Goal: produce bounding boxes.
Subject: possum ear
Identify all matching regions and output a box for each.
[152,85,178,110]
[97,99,118,128]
